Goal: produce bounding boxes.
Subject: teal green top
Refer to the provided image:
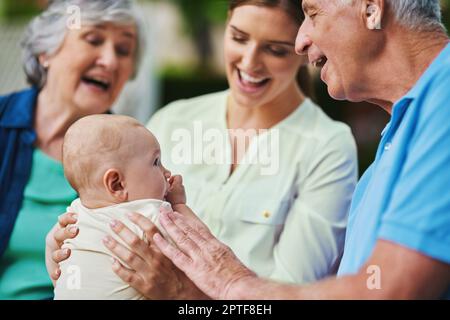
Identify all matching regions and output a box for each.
[0,149,77,300]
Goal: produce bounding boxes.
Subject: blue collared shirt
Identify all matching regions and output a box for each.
[338,43,450,298]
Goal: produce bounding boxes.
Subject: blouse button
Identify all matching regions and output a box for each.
[262,211,271,218]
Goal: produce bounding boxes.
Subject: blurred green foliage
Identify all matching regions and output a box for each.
[164,0,228,70]
[164,0,228,35]
[0,0,42,21]
[443,0,450,29]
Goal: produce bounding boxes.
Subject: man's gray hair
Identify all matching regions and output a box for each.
[341,0,444,32]
[21,0,146,88]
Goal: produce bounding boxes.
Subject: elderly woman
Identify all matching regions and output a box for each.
[0,0,143,299]
[146,0,450,299]
[48,0,358,299]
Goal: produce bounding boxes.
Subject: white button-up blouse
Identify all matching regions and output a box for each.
[147,91,358,284]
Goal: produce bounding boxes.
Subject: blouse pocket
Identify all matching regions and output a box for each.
[239,197,291,226]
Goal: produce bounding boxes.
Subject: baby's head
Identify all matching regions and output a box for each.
[63,114,171,208]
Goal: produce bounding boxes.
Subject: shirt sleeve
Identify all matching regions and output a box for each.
[378,71,450,264]
[146,106,166,139]
[270,130,358,283]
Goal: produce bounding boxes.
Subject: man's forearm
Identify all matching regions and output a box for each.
[226,273,384,300]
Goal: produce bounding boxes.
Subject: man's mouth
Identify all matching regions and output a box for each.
[81,75,111,92]
[311,56,328,68]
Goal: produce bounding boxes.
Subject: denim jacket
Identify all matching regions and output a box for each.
[0,87,38,258]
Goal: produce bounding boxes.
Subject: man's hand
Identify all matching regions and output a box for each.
[153,210,257,299]
[153,209,450,300]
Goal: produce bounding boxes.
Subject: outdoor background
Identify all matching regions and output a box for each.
[1,0,449,175]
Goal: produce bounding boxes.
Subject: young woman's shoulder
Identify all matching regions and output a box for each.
[282,98,354,146]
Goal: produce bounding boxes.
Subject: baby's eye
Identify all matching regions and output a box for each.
[153,157,160,166]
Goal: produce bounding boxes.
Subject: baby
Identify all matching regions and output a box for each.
[54,114,186,300]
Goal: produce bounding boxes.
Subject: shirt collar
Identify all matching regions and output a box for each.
[0,87,39,129]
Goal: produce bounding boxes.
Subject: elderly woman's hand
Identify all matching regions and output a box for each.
[153,211,257,300]
[45,212,79,283]
[104,212,208,299]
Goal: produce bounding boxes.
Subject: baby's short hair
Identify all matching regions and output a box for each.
[62,114,143,192]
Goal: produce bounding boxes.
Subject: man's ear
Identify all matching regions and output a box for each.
[103,169,128,202]
[364,0,384,30]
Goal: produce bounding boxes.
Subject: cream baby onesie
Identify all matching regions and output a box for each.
[54,198,172,300]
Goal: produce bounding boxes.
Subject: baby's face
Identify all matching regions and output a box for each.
[123,128,171,201]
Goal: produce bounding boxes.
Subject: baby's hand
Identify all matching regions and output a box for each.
[165,175,186,206]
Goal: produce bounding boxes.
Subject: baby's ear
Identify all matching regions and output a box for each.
[103,169,128,202]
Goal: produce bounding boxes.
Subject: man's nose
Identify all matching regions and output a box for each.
[295,25,313,56]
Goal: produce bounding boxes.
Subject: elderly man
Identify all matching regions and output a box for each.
[152,0,450,299]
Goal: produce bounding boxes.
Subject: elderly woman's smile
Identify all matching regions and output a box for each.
[80,74,112,92]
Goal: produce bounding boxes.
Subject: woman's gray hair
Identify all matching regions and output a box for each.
[21,0,146,88]
[341,0,444,32]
